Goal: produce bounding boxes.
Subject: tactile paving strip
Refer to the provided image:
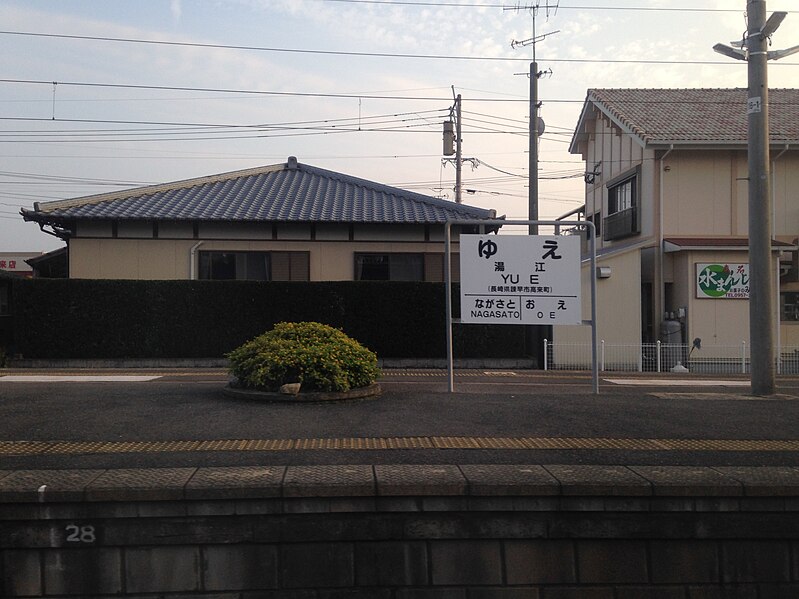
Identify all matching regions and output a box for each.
[1,436,798,456]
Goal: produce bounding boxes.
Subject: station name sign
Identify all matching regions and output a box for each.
[459,234,582,325]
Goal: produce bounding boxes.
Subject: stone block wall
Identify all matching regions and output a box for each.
[1,464,799,597]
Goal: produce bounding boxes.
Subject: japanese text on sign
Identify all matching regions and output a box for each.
[696,263,750,299]
[459,234,582,325]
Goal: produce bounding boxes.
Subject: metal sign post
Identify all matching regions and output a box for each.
[445,219,599,394]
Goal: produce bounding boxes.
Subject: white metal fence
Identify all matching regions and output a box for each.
[543,339,799,374]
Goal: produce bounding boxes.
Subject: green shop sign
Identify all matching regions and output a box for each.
[696,263,749,299]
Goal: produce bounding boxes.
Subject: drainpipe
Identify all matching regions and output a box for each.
[189,241,204,280]
[772,144,790,238]
[771,144,790,372]
[657,145,674,341]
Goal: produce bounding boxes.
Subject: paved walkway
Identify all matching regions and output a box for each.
[1,368,798,470]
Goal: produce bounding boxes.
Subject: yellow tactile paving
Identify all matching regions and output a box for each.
[1,436,798,456]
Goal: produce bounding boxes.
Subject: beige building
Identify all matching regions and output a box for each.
[559,88,799,364]
[22,157,498,282]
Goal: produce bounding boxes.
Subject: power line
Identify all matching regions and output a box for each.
[0,115,455,142]
[318,0,775,12]
[7,79,799,113]
[0,108,448,134]
[0,78,472,102]
[1,31,796,66]
[0,30,523,63]
[0,170,153,186]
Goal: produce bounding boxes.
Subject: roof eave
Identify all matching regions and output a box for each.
[648,140,799,149]
[20,208,73,241]
[570,92,649,155]
[568,93,595,155]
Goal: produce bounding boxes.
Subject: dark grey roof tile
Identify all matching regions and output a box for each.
[30,159,496,225]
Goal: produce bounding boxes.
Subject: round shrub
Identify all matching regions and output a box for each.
[227,321,380,393]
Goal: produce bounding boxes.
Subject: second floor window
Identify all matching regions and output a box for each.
[609,177,635,214]
[604,168,640,241]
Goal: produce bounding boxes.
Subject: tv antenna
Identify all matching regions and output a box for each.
[509,1,560,234]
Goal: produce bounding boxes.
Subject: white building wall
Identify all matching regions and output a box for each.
[553,248,642,348]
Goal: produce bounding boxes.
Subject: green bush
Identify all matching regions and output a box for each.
[227,321,380,393]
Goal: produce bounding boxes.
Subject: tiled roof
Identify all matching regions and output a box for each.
[24,158,496,225]
[571,88,799,149]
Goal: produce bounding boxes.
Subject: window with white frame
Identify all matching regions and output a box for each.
[604,167,640,241]
[781,291,799,322]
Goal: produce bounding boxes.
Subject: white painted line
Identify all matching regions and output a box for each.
[0,375,162,382]
[604,378,749,387]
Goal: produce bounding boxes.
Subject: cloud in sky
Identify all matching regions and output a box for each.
[0,0,797,251]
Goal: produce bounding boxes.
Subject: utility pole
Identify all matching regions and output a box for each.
[455,93,463,204]
[511,2,559,366]
[442,91,464,203]
[511,5,557,234]
[529,61,538,235]
[714,1,798,395]
[746,1,775,396]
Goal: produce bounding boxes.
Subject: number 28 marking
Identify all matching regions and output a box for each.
[65,524,96,543]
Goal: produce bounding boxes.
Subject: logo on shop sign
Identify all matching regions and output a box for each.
[696,263,749,299]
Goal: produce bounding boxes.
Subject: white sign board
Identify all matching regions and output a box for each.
[696,263,750,299]
[459,234,582,325]
[0,254,36,274]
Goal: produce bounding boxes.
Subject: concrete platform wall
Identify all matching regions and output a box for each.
[2,464,799,597]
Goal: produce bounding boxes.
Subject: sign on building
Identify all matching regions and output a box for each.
[459,234,582,325]
[696,263,749,299]
[0,253,36,275]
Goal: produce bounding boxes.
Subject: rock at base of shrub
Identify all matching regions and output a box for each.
[280,382,302,395]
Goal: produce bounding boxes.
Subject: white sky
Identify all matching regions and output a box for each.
[0,0,797,252]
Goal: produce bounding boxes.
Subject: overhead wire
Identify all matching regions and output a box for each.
[1,31,797,66]
[316,0,776,12]
[3,13,785,206]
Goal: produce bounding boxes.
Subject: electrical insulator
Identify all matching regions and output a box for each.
[442,120,455,156]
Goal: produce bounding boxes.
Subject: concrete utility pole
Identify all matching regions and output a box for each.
[454,93,463,204]
[714,1,798,395]
[510,4,558,234]
[745,1,775,395]
[529,62,539,235]
[442,92,464,203]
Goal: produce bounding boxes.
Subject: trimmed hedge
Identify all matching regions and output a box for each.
[10,279,529,360]
[228,322,380,392]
